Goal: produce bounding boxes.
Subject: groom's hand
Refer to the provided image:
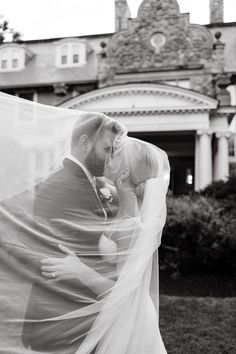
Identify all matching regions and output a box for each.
[41,244,83,282]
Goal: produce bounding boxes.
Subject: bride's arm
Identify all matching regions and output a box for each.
[41,244,115,295]
[77,257,115,295]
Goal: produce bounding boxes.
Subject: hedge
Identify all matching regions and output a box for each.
[160,177,236,275]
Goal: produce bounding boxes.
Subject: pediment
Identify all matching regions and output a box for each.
[61,84,218,114]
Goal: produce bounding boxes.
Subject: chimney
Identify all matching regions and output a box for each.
[210,0,224,23]
[115,0,131,32]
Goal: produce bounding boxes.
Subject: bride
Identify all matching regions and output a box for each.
[93,137,169,354]
[0,92,169,354]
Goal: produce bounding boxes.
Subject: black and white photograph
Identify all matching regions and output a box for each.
[0,0,235,353]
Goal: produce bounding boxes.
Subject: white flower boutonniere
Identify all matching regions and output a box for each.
[99,187,113,203]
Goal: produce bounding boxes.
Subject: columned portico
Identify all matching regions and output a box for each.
[60,83,226,194]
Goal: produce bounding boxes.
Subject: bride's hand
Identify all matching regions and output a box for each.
[41,244,84,282]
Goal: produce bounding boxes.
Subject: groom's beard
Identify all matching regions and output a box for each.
[85,147,105,177]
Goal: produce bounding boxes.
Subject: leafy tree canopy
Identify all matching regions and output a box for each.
[0,15,22,44]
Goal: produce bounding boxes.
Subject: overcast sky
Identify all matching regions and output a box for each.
[0,0,235,41]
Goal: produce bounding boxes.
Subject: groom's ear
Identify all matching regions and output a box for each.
[79,135,90,152]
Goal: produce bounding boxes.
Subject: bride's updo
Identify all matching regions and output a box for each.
[123,139,159,191]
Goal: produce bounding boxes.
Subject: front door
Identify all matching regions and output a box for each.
[169,156,194,195]
[129,131,195,195]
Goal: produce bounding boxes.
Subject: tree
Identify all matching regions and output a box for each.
[0,15,21,44]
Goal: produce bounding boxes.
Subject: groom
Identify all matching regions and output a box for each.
[22,113,124,353]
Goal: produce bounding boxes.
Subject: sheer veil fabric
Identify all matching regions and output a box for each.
[0,92,170,354]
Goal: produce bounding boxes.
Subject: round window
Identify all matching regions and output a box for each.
[150,33,166,53]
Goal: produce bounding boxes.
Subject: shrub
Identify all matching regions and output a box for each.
[229,162,236,177]
[199,176,236,214]
[160,192,236,275]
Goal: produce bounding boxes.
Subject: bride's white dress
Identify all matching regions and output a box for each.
[97,217,167,354]
[142,294,167,353]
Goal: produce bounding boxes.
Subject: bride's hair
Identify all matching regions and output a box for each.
[123,140,159,196]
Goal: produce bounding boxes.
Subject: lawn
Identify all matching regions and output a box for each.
[1,281,235,353]
[159,295,236,354]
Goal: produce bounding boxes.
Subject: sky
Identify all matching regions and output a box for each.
[0,0,235,41]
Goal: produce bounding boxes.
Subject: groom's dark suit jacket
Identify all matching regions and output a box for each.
[22,158,114,353]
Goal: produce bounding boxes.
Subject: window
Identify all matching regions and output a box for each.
[61,55,67,64]
[72,44,80,63]
[73,54,79,63]
[12,49,20,69]
[55,40,87,68]
[1,59,7,69]
[12,59,18,68]
[60,45,68,65]
[0,47,25,72]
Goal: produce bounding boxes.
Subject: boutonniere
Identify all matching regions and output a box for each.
[99,187,113,203]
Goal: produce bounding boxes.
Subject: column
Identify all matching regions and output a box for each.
[213,132,230,181]
[196,130,213,190]
[194,132,199,190]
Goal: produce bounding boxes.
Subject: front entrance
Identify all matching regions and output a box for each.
[129,131,195,195]
[60,83,218,191]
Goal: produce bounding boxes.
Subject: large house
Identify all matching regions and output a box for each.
[0,0,235,194]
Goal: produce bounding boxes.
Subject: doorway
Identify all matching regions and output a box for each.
[129,131,195,195]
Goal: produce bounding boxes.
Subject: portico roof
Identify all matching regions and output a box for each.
[61,83,218,112]
[60,83,218,132]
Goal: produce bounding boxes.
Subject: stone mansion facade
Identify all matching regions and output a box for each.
[0,0,235,194]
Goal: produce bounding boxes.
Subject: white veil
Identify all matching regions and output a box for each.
[0,92,169,354]
[77,142,170,354]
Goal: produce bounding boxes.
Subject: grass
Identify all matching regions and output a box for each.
[160,272,236,297]
[1,247,235,353]
[1,281,235,353]
[159,295,236,354]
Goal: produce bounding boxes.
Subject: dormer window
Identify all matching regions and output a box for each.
[0,46,25,72]
[55,39,88,68]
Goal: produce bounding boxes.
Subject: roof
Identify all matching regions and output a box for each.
[0,34,112,88]
[0,20,235,89]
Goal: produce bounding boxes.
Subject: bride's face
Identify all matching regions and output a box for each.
[104,145,124,182]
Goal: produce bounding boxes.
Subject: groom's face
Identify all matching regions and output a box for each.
[85,130,116,177]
